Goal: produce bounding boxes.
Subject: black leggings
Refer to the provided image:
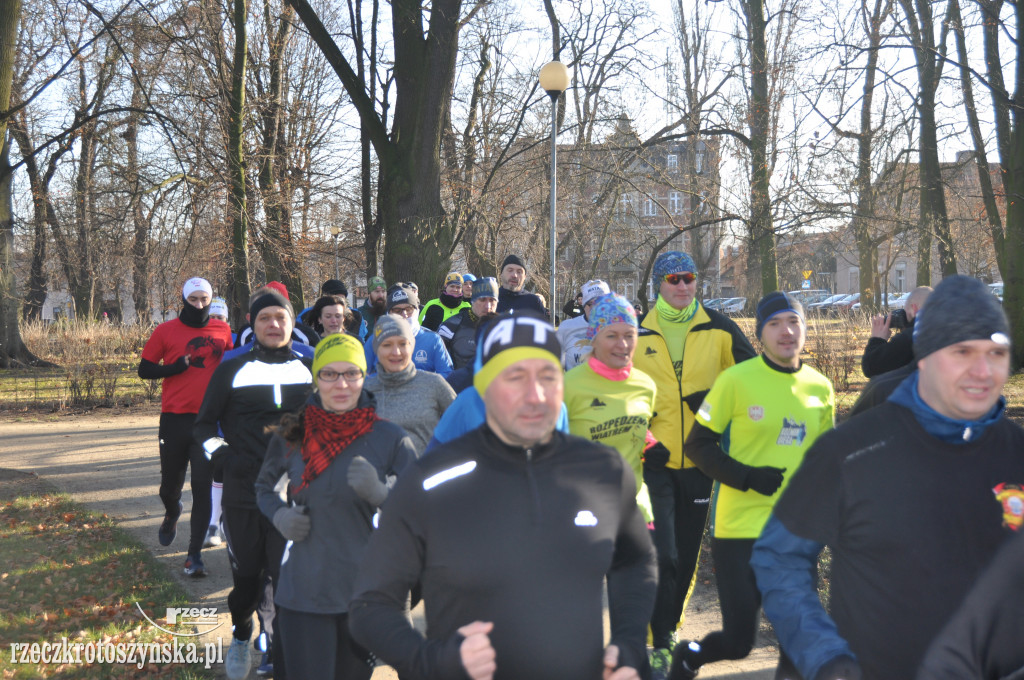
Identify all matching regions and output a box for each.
[645,464,713,649]
[276,609,374,680]
[157,412,211,556]
[689,538,804,679]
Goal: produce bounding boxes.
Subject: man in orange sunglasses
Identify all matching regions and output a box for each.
[632,250,756,678]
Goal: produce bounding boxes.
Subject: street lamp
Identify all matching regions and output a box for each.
[330,224,340,280]
[539,60,570,325]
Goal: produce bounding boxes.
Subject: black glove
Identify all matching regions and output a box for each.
[272,505,311,542]
[744,465,786,496]
[643,442,671,468]
[814,655,862,680]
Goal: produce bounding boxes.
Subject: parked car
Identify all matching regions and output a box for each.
[720,297,748,315]
[990,282,1003,302]
[830,293,861,315]
[703,298,723,311]
[851,292,902,313]
[788,289,831,306]
[807,294,848,314]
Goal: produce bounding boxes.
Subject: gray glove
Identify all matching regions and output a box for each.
[347,456,388,507]
[272,505,310,542]
[814,655,862,680]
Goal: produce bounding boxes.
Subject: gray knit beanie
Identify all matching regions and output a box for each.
[913,275,1010,359]
[372,314,416,355]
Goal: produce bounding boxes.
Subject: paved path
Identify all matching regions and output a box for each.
[0,409,781,679]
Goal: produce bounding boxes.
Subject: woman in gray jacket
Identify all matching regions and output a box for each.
[364,314,456,454]
[256,333,417,680]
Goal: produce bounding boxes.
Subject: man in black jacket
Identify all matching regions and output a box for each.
[349,311,657,680]
[194,289,313,680]
[861,286,931,378]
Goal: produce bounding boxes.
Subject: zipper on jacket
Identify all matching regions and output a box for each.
[525,448,542,524]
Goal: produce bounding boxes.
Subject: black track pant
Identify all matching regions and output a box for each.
[222,506,288,678]
[277,609,374,680]
[645,464,712,649]
[157,412,211,556]
[688,538,803,679]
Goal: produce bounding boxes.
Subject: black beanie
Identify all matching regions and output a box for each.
[321,279,348,296]
[385,283,420,312]
[249,290,294,321]
[913,275,1010,359]
[755,292,803,339]
[501,254,527,271]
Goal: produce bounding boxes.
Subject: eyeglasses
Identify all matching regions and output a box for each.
[317,368,365,383]
[663,272,696,285]
[390,305,417,317]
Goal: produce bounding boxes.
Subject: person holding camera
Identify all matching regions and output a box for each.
[860,286,931,378]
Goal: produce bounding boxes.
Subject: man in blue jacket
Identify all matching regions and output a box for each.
[749,276,1024,680]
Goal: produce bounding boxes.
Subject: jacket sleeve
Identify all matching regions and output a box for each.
[430,334,454,378]
[860,330,913,379]
[421,304,445,332]
[256,435,291,520]
[751,515,854,680]
[606,462,658,673]
[728,319,757,364]
[348,471,471,680]
[684,422,754,490]
[138,357,189,379]
[193,361,233,461]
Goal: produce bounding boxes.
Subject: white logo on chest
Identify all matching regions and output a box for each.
[574,510,598,527]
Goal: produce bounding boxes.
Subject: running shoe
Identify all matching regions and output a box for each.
[203,525,223,548]
[224,636,252,680]
[158,501,182,547]
[183,554,207,578]
[669,640,701,680]
[650,647,673,680]
[255,651,273,677]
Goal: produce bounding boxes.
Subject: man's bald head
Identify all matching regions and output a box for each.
[906,286,933,320]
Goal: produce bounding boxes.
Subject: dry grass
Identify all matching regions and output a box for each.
[2,320,159,412]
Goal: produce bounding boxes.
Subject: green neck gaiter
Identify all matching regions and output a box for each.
[656,295,698,324]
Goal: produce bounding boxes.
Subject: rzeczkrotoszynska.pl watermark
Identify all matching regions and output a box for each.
[9,603,225,670]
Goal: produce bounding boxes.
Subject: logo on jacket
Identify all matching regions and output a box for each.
[645,346,657,355]
[992,483,1024,531]
[184,335,225,368]
[574,510,598,527]
[748,405,764,421]
[590,398,607,408]
[776,417,806,446]
[414,349,428,364]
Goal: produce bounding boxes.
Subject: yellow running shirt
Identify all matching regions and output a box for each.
[695,356,835,538]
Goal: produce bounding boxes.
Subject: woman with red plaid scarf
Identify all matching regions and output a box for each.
[256,333,417,680]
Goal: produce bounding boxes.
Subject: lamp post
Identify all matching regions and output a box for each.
[330,224,340,280]
[539,60,570,325]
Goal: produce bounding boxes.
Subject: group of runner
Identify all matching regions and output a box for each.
[137,255,1023,680]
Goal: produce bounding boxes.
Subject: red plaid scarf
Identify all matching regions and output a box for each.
[293,403,380,493]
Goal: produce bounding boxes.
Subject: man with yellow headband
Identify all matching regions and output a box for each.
[350,310,657,680]
[632,250,755,677]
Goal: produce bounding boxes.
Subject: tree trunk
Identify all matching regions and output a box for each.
[0,0,47,366]
[744,0,778,297]
[8,118,47,320]
[126,31,150,324]
[226,0,251,319]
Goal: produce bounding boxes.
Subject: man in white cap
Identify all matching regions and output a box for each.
[138,277,233,577]
[556,279,611,370]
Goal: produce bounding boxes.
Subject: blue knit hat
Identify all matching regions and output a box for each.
[463,273,477,283]
[586,293,638,340]
[652,251,697,290]
[472,277,499,301]
[755,292,803,339]
[913,275,1010,359]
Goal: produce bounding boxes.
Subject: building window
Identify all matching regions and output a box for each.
[695,150,704,174]
[618,193,633,215]
[669,191,682,215]
[667,154,678,170]
[617,281,636,300]
[849,268,858,292]
[643,197,657,216]
[895,264,906,292]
